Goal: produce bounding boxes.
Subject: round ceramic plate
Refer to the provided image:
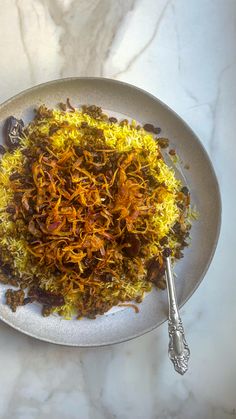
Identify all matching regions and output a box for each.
[0,78,221,346]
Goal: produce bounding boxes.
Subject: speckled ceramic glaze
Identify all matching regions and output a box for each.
[0,78,221,346]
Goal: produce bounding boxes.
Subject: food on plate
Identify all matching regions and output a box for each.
[0,101,192,318]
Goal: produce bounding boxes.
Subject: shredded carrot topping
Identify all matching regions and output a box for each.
[0,103,193,318]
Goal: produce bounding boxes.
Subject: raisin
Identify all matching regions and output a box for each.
[123,233,140,258]
[153,127,161,134]
[23,297,34,305]
[120,119,129,126]
[6,205,16,214]
[175,249,184,259]
[49,125,59,135]
[181,186,189,196]
[146,257,166,285]
[160,236,168,246]
[177,202,184,210]
[9,172,21,181]
[22,148,32,157]
[157,138,169,148]
[148,175,159,188]
[100,273,113,282]
[74,146,83,157]
[163,248,171,257]
[14,192,23,202]
[82,105,103,119]
[27,207,34,216]
[173,222,181,233]
[143,123,155,132]
[109,117,118,123]
[0,145,6,154]
[1,264,13,276]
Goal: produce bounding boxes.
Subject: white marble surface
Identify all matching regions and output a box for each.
[0,0,235,418]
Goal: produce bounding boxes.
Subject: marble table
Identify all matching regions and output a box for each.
[0,1,235,418]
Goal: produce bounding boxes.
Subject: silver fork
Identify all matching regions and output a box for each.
[164,249,190,375]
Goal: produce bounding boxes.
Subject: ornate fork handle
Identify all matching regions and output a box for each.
[165,254,190,375]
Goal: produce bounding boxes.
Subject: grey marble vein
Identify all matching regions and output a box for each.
[15,0,35,83]
[41,0,135,78]
[209,61,236,158]
[112,0,171,78]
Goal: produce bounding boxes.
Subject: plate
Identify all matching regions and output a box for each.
[0,78,221,346]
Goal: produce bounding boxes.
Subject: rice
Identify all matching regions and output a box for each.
[0,103,192,318]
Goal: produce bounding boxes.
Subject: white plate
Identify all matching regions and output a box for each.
[0,78,221,346]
